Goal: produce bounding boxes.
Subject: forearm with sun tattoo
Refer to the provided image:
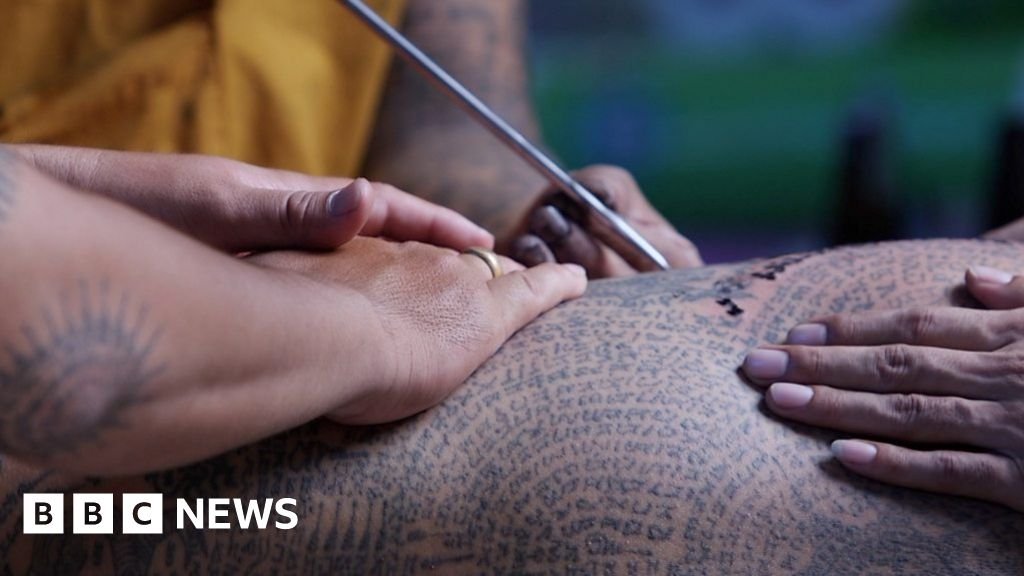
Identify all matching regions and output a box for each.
[0,280,164,459]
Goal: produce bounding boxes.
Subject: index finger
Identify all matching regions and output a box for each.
[832,440,1024,511]
[789,307,1013,351]
[529,203,606,271]
[363,183,494,250]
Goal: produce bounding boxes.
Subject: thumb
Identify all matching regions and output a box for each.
[225,178,375,252]
[965,266,1024,310]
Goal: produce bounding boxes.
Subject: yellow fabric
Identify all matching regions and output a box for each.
[0,0,406,176]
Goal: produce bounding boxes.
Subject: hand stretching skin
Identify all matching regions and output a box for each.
[742,265,1024,511]
[507,165,703,275]
[10,144,493,253]
[250,238,587,424]
[0,151,580,476]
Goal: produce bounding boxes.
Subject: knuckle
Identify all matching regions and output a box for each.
[192,165,245,217]
[997,352,1024,389]
[513,270,543,300]
[996,311,1024,345]
[921,397,977,441]
[282,191,318,232]
[933,453,997,493]
[791,346,827,379]
[946,397,976,427]
[887,394,926,427]
[875,344,917,382]
[808,389,841,421]
[932,453,969,487]
[202,180,238,223]
[903,308,938,343]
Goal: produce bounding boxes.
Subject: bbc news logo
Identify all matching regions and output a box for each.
[23,494,298,534]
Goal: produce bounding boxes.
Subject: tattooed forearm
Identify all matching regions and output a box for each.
[0,280,164,458]
[380,0,535,134]
[6,240,1024,575]
[364,0,545,235]
[0,148,15,223]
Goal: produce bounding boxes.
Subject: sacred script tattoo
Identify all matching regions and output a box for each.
[6,240,1024,575]
[388,0,522,127]
[364,0,545,236]
[0,148,14,223]
[0,280,164,458]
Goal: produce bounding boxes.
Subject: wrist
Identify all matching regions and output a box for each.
[245,260,396,421]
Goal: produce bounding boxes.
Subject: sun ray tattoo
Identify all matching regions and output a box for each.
[0,279,165,456]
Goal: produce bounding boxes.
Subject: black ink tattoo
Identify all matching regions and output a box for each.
[0,280,164,457]
[750,253,815,281]
[6,241,1024,575]
[365,0,544,237]
[715,297,744,316]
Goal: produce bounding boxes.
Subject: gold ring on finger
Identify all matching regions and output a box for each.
[462,247,504,279]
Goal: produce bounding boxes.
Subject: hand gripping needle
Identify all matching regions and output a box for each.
[338,0,670,271]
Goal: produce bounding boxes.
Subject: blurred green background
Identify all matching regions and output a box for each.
[527,0,1024,262]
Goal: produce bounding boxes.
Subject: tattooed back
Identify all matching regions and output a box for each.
[3,239,1024,575]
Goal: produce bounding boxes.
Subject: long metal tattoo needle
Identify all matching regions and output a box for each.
[338,0,670,271]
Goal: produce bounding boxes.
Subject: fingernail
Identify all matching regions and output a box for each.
[831,440,877,465]
[327,179,365,217]
[530,205,571,242]
[787,323,827,346]
[970,265,1014,285]
[511,235,553,267]
[742,349,788,381]
[768,383,814,408]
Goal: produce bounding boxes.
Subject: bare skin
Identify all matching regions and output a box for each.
[4,239,1023,575]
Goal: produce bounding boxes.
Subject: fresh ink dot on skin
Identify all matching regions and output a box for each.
[715,298,745,317]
